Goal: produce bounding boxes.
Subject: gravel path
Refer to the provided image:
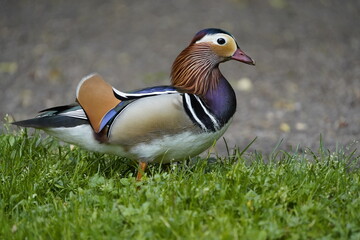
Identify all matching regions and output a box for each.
[1,0,359,154]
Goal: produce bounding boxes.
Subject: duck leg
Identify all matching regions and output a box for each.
[136,161,147,181]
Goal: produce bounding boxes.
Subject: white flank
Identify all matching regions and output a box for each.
[44,121,232,164]
[131,121,232,163]
[45,125,132,158]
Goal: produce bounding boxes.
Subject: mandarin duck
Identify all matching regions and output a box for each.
[13,28,255,180]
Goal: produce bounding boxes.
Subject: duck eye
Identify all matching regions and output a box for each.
[217,38,226,45]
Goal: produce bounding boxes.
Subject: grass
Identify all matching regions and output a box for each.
[0,126,360,240]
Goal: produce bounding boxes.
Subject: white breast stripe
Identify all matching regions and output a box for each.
[113,87,178,99]
[194,95,220,130]
[59,109,87,119]
[185,93,206,130]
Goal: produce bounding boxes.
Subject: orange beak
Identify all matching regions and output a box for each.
[231,48,255,65]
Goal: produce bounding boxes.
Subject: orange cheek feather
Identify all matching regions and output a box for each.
[211,40,237,58]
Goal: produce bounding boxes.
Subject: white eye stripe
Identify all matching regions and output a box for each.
[195,33,231,45]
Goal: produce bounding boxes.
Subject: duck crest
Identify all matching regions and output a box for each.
[171,44,220,96]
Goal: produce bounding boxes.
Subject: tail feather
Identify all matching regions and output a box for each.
[12,103,88,129]
[38,103,79,114]
[12,115,89,129]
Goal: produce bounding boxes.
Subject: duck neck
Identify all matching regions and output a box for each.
[171,45,236,125]
[202,68,237,125]
[171,44,220,96]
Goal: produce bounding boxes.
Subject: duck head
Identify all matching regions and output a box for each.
[171,28,255,96]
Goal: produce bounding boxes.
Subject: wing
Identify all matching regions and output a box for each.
[107,93,197,145]
[76,73,179,133]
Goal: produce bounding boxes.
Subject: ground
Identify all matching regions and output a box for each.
[0,0,359,154]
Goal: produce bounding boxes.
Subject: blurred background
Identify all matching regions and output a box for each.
[0,0,359,154]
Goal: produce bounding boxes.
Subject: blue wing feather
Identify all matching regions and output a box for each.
[99,109,118,131]
[100,86,179,132]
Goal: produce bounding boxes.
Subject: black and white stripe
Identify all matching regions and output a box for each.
[113,87,178,100]
[58,108,87,119]
[183,93,220,132]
